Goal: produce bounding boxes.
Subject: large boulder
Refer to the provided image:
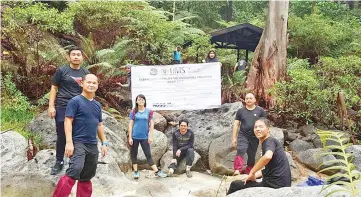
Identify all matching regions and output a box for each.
[296,148,337,175]
[137,129,168,168]
[160,150,201,173]
[284,152,301,181]
[1,173,55,197]
[346,145,361,172]
[27,110,132,172]
[164,102,243,169]
[1,131,28,174]
[153,112,167,132]
[208,127,285,175]
[227,185,354,197]
[102,111,131,172]
[209,132,239,175]
[289,139,314,153]
[27,111,56,149]
[2,148,133,197]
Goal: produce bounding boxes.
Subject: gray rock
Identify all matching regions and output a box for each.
[285,132,298,142]
[296,148,337,175]
[289,139,314,153]
[27,111,56,149]
[208,132,238,175]
[270,127,284,146]
[346,145,361,172]
[28,110,132,172]
[299,124,316,136]
[137,130,168,168]
[153,112,167,132]
[1,131,28,174]
[135,180,171,197]
[208,132,258,175]
[285,152,300,181]
[325,130,351,147]
[160,150,201,173]
[164,102,242,169]
[1,173,55,197]
[227,185,354,197]
[301,135,312,142]
[310,134,323,148]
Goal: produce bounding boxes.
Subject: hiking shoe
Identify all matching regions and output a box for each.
[50,161,64,175]
[155,170,167,178]
[168,168,174,177]
[133,171,140,179]
[186,170,192,178]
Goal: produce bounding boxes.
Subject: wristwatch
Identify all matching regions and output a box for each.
[102,141,109,147]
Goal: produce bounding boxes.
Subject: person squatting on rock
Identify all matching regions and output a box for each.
[168,119,195,178]
[128,94,167,179]
[48,46,90,175]
[53,74,109,197]
[227,118,291,195]
[232,93,267,175]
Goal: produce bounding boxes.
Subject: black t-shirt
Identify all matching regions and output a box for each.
[235,106,266,136]
[65,95,102,144]
[52,65,89,108]
[261,137,292,188]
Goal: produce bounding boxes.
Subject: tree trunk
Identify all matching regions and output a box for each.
[246,0,289,109]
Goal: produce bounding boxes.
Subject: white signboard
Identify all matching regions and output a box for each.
[131,63,221,110]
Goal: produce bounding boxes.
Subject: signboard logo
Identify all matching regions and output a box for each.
[150,68,158,75]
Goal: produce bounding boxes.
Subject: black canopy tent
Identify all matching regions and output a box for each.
[210,23,263,62]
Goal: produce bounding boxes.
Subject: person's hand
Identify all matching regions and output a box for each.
[117,82,123,87]
[176,149,181,157]
[65,142,74,158]
[101,146,108,158]
[243,172,256,184]
[232,138,237,148]
[48,106,56,119]
[128,138,133,146]
[148,137,152,144]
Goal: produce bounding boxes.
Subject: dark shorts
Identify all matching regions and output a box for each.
[66,142,99,181]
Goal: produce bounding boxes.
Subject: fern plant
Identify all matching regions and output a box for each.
[316,129,361,197]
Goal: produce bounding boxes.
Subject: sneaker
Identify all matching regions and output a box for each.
[133,171,140,179]
[50,161,64,175]
[155,170,167,178]
[233,170,240,176]
[186,170,192,178]
[168,168,174,177]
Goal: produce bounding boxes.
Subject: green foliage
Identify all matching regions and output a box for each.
[2,2,74,33]
[289,2,361,60]
[316,130,361,197]
[271,56,361,125]
[1,74,35,131]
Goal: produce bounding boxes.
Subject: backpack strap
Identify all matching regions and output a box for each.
[131,109,136,120]
[148,110,153,123]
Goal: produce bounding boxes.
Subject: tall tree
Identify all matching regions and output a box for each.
[246,0,289,108]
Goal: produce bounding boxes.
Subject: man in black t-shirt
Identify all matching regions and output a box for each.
[53,74,108,197]
[227,118,291,195]
[232,93,266,175]
[48,46,90,175]
[168,119,195,178]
